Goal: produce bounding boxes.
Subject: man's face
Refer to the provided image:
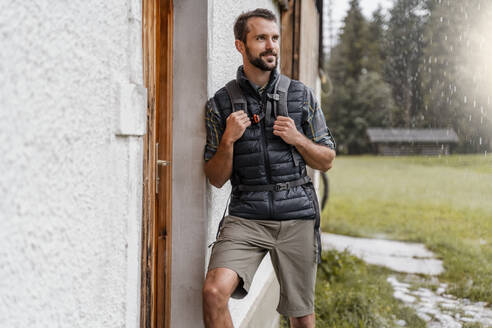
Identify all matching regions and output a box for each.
[243,17,280,71]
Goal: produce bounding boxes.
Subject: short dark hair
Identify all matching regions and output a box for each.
[233,8,277,43]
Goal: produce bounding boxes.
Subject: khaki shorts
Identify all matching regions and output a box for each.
[207,215,318,318]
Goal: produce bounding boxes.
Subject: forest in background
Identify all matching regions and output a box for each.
[322,0,491,154]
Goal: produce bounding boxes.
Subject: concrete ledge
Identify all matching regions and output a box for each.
[239,271,280,328]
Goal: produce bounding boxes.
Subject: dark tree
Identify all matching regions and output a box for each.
[323,0,395,154]
[384,0,426,128]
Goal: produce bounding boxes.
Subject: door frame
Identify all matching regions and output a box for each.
[140,1,173,328]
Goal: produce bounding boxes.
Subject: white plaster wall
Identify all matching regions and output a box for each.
[206,1,281,327]
[0,1,145,327]
[171,0,209,326]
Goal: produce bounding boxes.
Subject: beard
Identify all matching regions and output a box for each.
[245,45,278,71]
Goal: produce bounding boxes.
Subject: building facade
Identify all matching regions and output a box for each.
[0,1,323,327]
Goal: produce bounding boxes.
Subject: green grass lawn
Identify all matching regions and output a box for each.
[281,250,427,328]
[321,154,492,303]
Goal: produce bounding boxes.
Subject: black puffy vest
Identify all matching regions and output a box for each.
[213,67,318,221]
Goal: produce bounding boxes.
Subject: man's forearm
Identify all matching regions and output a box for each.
[204,137,234,188]
[272,116,335,171]
[204,110,251,188]
[294,135,336,172]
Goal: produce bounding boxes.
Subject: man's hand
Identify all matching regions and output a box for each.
[204,110,250,188]
[273,115,335,172]
[223,110,251,143]
[273,116,302,146]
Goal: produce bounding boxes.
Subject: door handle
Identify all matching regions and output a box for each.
[157,160,171,166]
[155,142,170,194]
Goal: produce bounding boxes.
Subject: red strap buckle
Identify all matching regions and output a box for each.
[253,114,260,124]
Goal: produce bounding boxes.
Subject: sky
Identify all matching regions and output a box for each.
[323,0,394,52]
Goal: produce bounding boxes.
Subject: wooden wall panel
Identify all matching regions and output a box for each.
[299,0,320,89]
[141,1,173,328]
[280,0,300,79]
[280,0,320,87]
[141,1,158,327]
[156,0,173,327]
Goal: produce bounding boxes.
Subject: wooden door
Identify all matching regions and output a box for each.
[141,1,173,328]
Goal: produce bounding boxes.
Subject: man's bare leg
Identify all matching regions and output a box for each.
[202,267,240,328]
[290,313,315,328]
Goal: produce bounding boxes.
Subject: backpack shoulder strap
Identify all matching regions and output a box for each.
[275,75,302,166]
[225,79,247,112]
[276,74,291,117]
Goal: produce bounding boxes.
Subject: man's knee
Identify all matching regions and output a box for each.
[202,282,229,307]
[290,312,315,328]
[202,268,239,308]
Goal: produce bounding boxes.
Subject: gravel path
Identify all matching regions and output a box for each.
[321,233,444,275]
[321,233,492,327]
[389,276,492,327]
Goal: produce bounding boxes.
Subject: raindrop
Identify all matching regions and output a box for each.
[464,96,468,104]
[469,114,472,121]
[479,137,482,145]
[440,17,443,23]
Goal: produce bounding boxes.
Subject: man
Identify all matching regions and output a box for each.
[202,8,335,328]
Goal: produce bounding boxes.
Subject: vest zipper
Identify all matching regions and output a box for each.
[259,102,274,219]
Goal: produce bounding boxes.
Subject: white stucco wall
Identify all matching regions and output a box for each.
[171,0,209,326]
[0,1,145,327]
[206,1,281,327]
